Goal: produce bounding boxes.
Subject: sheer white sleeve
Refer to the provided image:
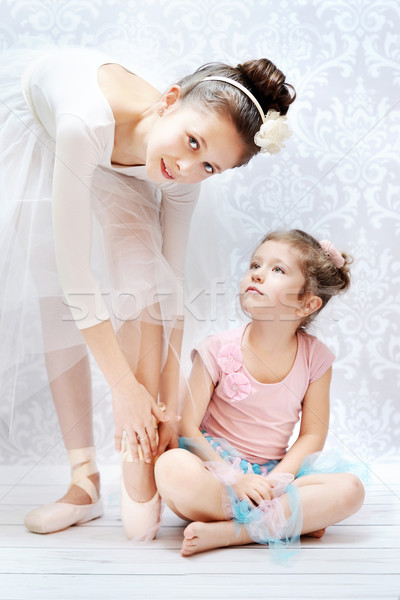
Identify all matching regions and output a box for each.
[160,183,200,284]
[52,113,110,329]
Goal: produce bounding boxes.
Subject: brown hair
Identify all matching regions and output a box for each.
[259,229,352,331]
[176,59,296,166]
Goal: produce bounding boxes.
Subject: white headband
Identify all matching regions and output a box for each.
[202,75,266,124]
[200,75,292,155]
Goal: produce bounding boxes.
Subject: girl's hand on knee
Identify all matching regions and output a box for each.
[266,473,295,498]
[233,474,274,506]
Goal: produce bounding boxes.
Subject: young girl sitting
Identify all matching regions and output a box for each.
[155,229,365,556]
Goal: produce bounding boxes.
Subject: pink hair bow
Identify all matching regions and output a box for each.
[319,240,345,268]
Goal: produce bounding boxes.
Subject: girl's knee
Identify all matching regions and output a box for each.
[341,473,365,513]
[155,448,201,492]
[154,448,184,482]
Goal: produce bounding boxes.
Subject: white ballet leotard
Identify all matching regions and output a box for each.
[21,47,200,329]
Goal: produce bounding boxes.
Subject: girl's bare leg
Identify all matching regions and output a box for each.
[155,449,248,555]
[44,347,100,504]
[119,316,163,502]
[155,450,365,556]
[285,472,365,534]
[155,449,228,521]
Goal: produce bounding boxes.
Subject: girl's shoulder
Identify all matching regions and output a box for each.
[27,47,117,130]
[191,324,247,386]
[298,330,334,353]
[297,330,336,382]
[191,322,246,363]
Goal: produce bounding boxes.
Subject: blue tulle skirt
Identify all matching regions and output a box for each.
[179,432,367,562]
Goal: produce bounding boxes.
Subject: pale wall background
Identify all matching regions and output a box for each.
[0,0,399,473]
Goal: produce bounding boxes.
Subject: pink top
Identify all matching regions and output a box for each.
[192,323,335,463]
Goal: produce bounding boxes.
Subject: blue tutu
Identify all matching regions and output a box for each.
[179,433,367,562]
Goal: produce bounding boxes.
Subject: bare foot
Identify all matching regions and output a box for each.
[303,528,326,539]
[57,472,100,505]
[181,521,252,557]
[181,522,223,556]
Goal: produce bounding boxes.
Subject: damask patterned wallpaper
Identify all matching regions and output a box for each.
[0,1,398,472]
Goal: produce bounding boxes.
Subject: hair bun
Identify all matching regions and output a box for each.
[177,57,296,164]
[237,59,295,116]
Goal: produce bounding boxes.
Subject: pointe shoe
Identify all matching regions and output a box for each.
[120,439,162,541]
[24,446,103,534]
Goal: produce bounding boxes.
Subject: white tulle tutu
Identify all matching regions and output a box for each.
[0,48,187,430]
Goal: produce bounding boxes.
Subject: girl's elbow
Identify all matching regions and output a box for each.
[299,431,326,452]
[314,433,327,452]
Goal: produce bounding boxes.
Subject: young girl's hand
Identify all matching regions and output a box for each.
[112,380,169,462]
[232,473,274,506]
[156,421,179,457]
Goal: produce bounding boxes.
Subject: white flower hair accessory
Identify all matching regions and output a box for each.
[202,75,292,155]
[254,109,292,155]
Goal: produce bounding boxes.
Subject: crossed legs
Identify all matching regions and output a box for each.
[155,448,365,556]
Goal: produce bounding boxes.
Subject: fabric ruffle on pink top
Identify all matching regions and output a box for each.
[216,343,243,373]
[216,343,253,402]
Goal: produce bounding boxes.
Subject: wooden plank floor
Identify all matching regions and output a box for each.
[0,470,399,599]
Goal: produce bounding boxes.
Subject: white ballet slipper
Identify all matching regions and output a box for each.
[120,439,162,541]
[24,446,103,534]
[24,498,104,534]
